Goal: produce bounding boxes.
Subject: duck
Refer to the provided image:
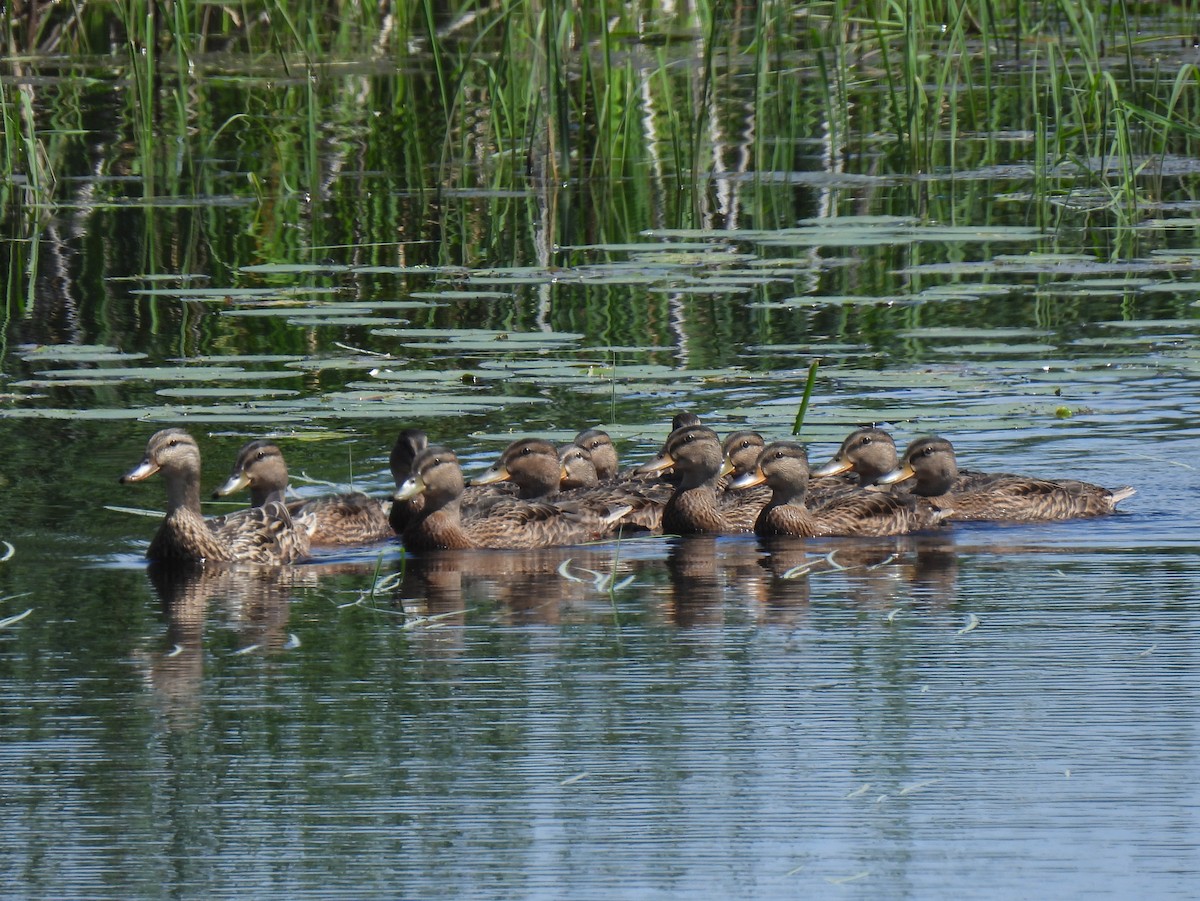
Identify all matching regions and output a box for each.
[572,429,619,481]
[388,428,518,533]
[393,446,629,550]
[120,428,309,565]
[811,427,901,487]
[478,436,667,531]
[721,430,765,480]
[878,435,1136,521]
[812,426,995,495]
[640,424,766,535]
[732,441,949,537]
[631,412,704,481]
[213,439,393,546]
[475,437,563,499]
[559,443,600,490]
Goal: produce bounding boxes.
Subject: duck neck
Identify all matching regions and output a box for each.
[163,465,204,516]
[770,480,808,508]
[252,486,287,507]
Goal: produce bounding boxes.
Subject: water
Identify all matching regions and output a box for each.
[4,5,1200,898]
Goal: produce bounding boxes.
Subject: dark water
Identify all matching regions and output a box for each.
[5,9,1200,898]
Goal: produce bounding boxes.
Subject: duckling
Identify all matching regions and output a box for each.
[214,439,392,546]
[394,446,628,551]
[388,428,519,532]
[641,425,766,535]
[573,429,619,481]
[732,441,948,537]
[389,428,430,534]
[878,436,1136,521]
[120,428,308,565]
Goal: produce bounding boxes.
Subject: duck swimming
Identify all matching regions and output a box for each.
[394,446,629,551]
[641,425,765,535]
[572,429,619,482]
[214,439,393,546]
[120,428,309,565]
[878,435,1136,521]
[479,436,667,531]
[732,441,949,537]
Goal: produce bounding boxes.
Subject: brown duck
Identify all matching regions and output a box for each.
[388,428,516,533]
[560,443,600,490]
[120,428,309,565]
[393,446,630,551]
[813,426,994,495]
[478,436,666,531]
[641,425,766,535]
[572,429,619,481]
[213,439,393,546]
[878,435,1136,521]
[732,441,949,537]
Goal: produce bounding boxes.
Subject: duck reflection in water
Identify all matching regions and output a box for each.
[393,546,644,627]
[142,562,308,730]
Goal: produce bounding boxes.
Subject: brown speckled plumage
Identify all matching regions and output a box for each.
[394,446,627,551]
[214,439,392,546]
[880,436,1135,522]
[121,428,309,565]
[735,441,948,538]
[645,426,766,535]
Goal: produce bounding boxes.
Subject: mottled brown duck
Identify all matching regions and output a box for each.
[721,430,765,479]
[213,439,392,546]
[641,425,766,535]
[120,428,309,565]
[560,443,600,490]
[475,437,564,499]
[479,437,666,531]
[878,435,1136,521]
[394,446,628,551]
[732,441,949,538]
[388,428,517,534]
[572,429,619,482]
[811,427,901,487]
[812,426,994,497]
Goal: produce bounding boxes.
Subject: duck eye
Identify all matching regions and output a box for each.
[861,436,872,445]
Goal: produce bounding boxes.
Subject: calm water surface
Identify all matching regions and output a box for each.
[4,8,1200,898]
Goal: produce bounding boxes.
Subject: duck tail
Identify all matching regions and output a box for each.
[1109,486,1136,507]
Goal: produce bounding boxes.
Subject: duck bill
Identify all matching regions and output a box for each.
[120,458,159,484]
[877,462,916,486]
[636,453,676,475]
[811,457,852,478]
[718,456,737,478]
[472,463,511,486]
[729,467,767,490]
[559,464,572,484]
[213,471,251,498]
[393,474,427,502]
